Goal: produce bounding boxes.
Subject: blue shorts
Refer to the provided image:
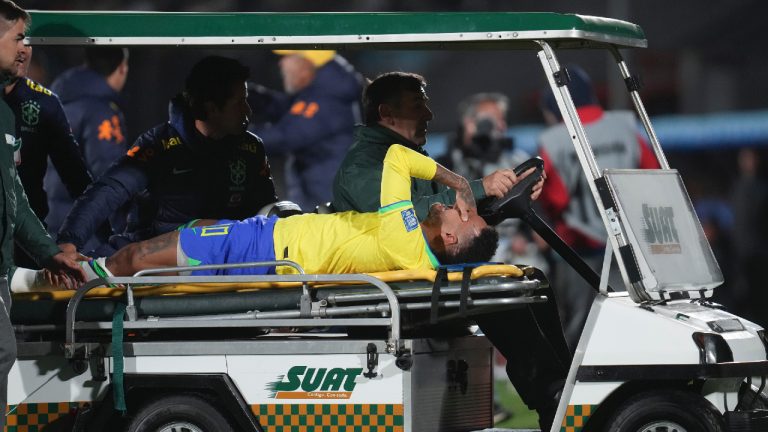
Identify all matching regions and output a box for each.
[178,215,278,275]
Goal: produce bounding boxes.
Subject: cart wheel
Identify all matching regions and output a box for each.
[126,394,234,432]
[603,389,725,432]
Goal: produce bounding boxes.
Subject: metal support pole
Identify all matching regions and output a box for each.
[609,45,670,169]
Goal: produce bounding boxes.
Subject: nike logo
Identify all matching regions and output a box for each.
[172,167,194,175]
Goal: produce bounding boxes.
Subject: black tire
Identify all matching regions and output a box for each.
[126,394,234,432]
[603,389,725,432]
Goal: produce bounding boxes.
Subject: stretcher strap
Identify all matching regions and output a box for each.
[430,267,449,324]
[459,267,473,316]
[112,301,127,413]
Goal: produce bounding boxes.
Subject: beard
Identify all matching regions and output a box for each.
[0,66,16,87]
[422,204,443,228]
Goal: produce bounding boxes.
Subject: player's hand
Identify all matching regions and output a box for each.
[454,177,476,222]
[482,169,518,198]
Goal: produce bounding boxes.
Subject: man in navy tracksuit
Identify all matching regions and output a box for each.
[45,47,130,250]
[57,56,277,256]
[3,46,93,267]
[250,50,362,211]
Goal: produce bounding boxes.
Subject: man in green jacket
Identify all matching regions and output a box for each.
[0,3,87,427]
[332,72,526,219]
[331,72,569,431]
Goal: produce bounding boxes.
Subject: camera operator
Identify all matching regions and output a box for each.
[440,93,524,180]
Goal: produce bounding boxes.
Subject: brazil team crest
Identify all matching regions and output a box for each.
[20,100,40,126]
[229,158,247,185]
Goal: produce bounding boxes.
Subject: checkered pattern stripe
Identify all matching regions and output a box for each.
[5,402,84,432]
[560,404,596,432]
[253,404,404,432]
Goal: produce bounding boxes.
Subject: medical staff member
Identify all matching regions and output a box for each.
[3,45,92,267]
[0,2,87,427]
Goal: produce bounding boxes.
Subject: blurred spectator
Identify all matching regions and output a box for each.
[56,56,277,257]
[3,45,92,267]
[731,147,768,327]
[44,46,130,251]
[537,65,659,351]
[249,50,363,211]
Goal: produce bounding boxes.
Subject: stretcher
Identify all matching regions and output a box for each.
[10,263,546,432]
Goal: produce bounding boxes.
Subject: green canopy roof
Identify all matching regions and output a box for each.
[27,11,646,49]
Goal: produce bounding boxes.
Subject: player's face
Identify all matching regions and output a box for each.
[387,89,433,146]
[0,19,26,79]
[208,82,252,137]
[428,203,488,247]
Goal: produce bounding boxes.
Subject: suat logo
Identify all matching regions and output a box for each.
[267,366,363,400]
[642,204,681,254]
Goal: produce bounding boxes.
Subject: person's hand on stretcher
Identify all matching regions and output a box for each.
[12,248,91,292]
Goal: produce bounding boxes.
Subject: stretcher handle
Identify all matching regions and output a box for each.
[131,260,305,276]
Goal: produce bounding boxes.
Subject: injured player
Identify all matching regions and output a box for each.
[14,144,540,288]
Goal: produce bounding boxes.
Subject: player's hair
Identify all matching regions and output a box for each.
[363,72,426,125]
[437,227,499,265]
[184,56,250,121]
[85,47,129,77]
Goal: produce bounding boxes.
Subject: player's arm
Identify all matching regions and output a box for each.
[380,144,474,219]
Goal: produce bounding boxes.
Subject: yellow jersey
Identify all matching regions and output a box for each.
[273,144,440,274]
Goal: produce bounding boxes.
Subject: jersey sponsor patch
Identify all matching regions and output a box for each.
[401,208,419,232]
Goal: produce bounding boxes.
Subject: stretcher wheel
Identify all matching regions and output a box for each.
[125,394,234,432]
[604,389,725,432]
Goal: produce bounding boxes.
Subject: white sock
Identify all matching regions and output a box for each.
[10,267,41,293]
[82,257,113,280]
